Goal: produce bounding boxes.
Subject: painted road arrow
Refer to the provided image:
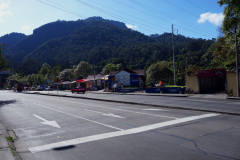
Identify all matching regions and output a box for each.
[34,114,61,128]
[84,109,125,118]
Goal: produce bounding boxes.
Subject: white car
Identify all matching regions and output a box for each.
[45,87,53,91]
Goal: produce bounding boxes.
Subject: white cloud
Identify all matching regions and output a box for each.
[22,25,30,29]
[126,24,138,29]
[0,3,8,9]
[198,12,224,26]
[0,0,12,23]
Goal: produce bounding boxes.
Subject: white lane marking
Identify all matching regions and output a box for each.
[118,106,142,110]
[34,114,61,128]
[34,103,123,131]
[84,109,125,118]
[34,115,48,122]
[143,109,168,111]
[57,99,178,119]
[171,98,216,103]
[28,113,219,153]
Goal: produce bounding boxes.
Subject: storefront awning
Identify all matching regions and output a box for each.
[61,81,71,84]
[77,79,84,82]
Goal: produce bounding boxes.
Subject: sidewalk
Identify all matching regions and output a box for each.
[60,90,230,98]
[0,123,16,160]
[61,89,190,97]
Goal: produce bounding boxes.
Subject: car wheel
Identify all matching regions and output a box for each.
[77,92,79,94]
[83,92,85,94]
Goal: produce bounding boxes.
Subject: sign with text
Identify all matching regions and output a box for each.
[55,77,60,82]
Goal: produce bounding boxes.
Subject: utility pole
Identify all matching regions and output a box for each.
[94,62,95,91]
[104,66,106,92]
[36,67,38,87]
[172,24,176,85]
[235,27,239,97]
[94,62,95,80]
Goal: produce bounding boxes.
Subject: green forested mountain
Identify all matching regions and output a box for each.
[150,33,192,44]
[26,20,156,65]
[8,17,128,67]
[6,17,215,79]
[0,32,26,48]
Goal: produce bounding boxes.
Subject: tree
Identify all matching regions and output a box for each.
[62,59,71,70]
[39,63,50,76]
[146,61,173,85]
[102,63,118,74]
[218,0,240,33]
[74,61,93,77]
[0,44,9,71]
[59,69,75,80]
[217,0,240,71]
[16,58,37,76]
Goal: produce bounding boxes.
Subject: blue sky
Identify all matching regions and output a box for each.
[0,0,224,40]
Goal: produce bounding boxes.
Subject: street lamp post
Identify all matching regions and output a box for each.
[235,27,239,97]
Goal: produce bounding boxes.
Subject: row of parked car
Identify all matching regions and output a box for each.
[11,86,54,91]
[36,86,54,91]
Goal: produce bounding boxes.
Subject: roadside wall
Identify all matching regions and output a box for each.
[186,75,198,92]
[226,72,240,96]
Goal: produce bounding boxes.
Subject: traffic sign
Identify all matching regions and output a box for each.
[112,77,116,82]
[55,77,60,82]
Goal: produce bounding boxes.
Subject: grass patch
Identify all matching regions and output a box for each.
[9,145,15,156]
[165,85,186,88]
[5,137,14,142]
[5,137,15,156]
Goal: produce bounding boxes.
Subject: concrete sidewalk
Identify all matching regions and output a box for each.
[61,89,190,97]
[0,123,16,160]
[60,90,229,98]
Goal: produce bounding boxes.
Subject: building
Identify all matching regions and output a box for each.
[108,68,145,88]
[186,68,240,96]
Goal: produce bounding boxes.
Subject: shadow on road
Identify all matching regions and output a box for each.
[0,100,17,108]
[53,145,76,151]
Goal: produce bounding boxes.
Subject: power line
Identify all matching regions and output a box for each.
[77,0,213,38]
[113,0,214,38]
[162,0,199,18]
[36,0,86,19]
[37,0,214,39]
[76,0,166,33]
[185,0,209,12]
[38,0,163,34]
[129,0,215,36]
[87,0,170,31]
[46,0,87,18]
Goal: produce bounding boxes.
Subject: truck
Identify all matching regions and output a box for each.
[17,84,24,92]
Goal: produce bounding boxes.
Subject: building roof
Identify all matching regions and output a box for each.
[133,70,145,75]
[109,71,118,76]
[109,68,145,76]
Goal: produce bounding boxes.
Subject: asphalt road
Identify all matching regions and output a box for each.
[0,91,240,160]
[29,90,240,114]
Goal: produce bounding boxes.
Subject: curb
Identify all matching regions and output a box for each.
[23,92,240,116]
[125,93,189,97]
[0,123,21,160]
[63,91,190,97]
[226,97,240,100]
